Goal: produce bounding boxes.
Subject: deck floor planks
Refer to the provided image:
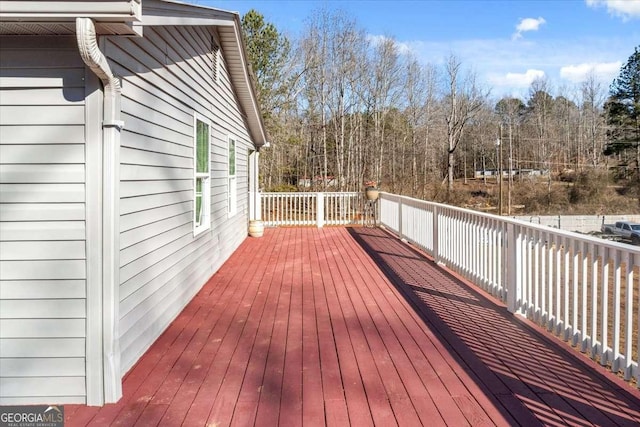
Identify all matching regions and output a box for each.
[434,277,595,424]
[156,242,268,427]
[300,229,326,426]
[65,226,640,426]
[131,403,166,427]
[122,239,257,427]
[183,232,277,427]
[108,303,210,427]
[348,229,513,426]
[279,228,305,426]
[64,406,100,427]
[334,229,469,426]
[253,227,297,426]
[359,228,580,425]
[310,230,351,427]
[65,299,203,427]
[230,228,287,427]
[354,229,511,425]
[428,269,617,424]
[202,228,281,427]
[324,229,399,426]
[420,269,570,419]
[314,229,375,426]
[350,226,640,426]
[451,249,639,425]
[331,229,428,426]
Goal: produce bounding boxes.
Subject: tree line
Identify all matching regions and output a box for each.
[241,8,640,204]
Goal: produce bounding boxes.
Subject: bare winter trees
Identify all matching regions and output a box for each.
[243,9,496,196]
[443,56,486,198]
[298,10,369,190]
[295,9,442,193]
[581,73,607,168]
[242,8,630,205]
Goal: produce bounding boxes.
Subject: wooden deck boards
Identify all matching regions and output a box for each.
[66,227,640,426]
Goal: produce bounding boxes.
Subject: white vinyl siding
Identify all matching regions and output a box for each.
[0,36,87,405]
[111,25,254,374]
[228,136,237,217]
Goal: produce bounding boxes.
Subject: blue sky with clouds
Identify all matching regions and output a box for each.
[205,0,640,97]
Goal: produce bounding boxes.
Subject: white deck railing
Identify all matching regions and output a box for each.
[379,192,640,385]
[261,192,373,227]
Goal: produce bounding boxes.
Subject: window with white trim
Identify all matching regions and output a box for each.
[194,114,211,235]
[228,136,237,217]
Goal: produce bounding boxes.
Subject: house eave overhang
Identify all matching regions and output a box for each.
[0,0,142,35]
[0,0,267,148]
[217,16,268,148]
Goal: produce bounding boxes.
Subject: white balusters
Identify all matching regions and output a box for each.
[374,192,640,384]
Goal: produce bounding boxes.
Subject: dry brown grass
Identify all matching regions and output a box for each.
[429,177,640,215]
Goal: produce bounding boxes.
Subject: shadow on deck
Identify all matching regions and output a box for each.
[66,227,640,426]
[349,227,640,426]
